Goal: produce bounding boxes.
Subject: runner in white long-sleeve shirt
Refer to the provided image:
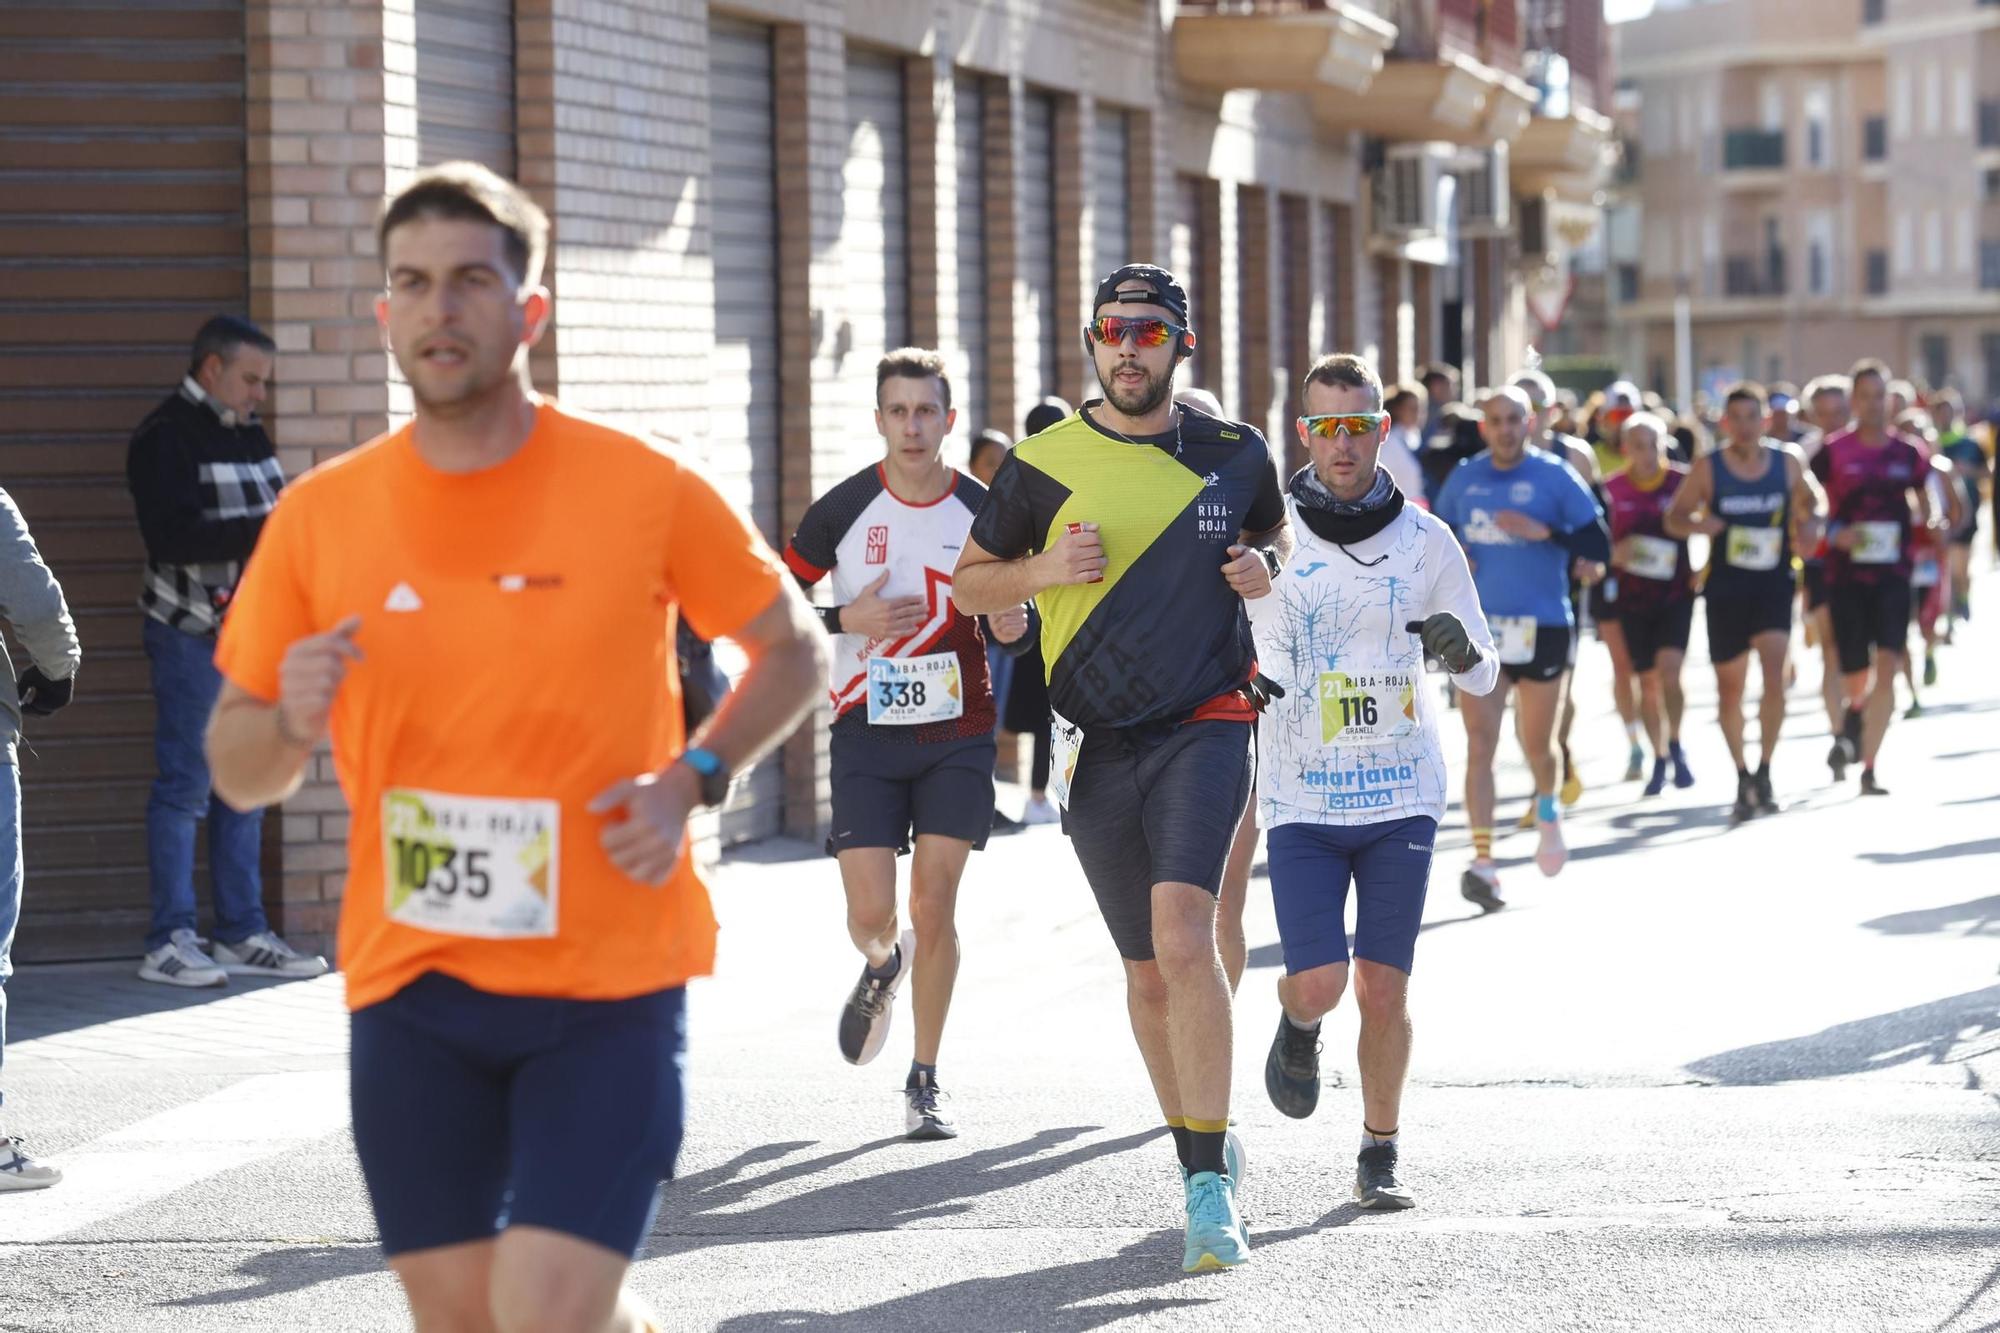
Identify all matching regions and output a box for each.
[1244,354,1499,1211]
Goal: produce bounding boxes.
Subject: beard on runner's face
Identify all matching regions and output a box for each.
[1098,354,1173,419]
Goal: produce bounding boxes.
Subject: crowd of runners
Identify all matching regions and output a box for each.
[3,160,1989,1328]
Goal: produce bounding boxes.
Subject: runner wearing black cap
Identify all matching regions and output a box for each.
[955,263,1288,1273]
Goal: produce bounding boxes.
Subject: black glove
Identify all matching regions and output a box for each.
[1243,672,1288,713]
[17,666,74,716]
[1405,615,1482,675]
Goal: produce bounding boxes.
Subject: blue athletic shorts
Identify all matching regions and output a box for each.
[349,972,687,1258]
[1266,816,1437,976]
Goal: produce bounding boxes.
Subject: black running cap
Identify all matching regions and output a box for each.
[1092,264,1190,327]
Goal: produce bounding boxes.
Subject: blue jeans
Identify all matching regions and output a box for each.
[985,643,1014,723]
[0,760,19,1106]
[143,617,268,951]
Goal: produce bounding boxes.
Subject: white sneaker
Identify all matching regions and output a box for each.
[1021,796,1061,825]
[1535,817,1569,877]
[903,1076,959,1141]
[0,1136,62,1191]
[137,928,227,988]
[212,931,329,979]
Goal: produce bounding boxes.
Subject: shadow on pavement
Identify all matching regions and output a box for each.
[1929,1252,2000,1333]
[1863,896,2000,937]
[1685,985,2000,1085]
[1858,837,2000,866]
[4,963,303,1044]
[710,1214,1343,1332]
[1943,792,2000,807]
[648,1125,1162,1258]
[156,1243,382,1309]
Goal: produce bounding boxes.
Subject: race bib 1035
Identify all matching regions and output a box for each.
[382,789,559,939]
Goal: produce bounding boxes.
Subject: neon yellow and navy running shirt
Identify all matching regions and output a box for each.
[969,401,1284,729]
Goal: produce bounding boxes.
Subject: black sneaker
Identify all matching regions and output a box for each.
[1730,773,1757,824]
[1354,1142,1415,1210]
[1860,770,1889,796]
[1459,864,1504,913]
[903,1075,958,1140]
[1754,768,1779,815]
[1840,711,1862,762]
[1826,738,1848,782]
[989,808,1023,835]
[1264,1013,1321,1119]
[837,929,913,1066]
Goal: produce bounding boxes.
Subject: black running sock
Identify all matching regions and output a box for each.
[1187,1128,1227,1178]
[864,943,901,980]
[906,1061,935,1090]
[1166,1121,1192,1172]
[1755,761,1769,779]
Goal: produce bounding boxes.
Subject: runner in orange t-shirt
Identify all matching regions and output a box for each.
[205,163,825,1333]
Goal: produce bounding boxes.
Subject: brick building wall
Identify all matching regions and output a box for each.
[51,0,1517,960]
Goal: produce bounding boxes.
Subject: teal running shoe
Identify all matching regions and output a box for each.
[1182,1171,1249,1272]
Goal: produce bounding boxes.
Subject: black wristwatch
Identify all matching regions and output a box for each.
[1259,547,1283,579]
[677,747,731,808]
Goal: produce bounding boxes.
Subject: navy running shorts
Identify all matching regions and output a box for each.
[1266,817,1437,976]
[826,726,997,855]
[349,973,686,1258]
[1617,598,1695,673]
[1705,583,1793,664]
[1063,719,1253,962]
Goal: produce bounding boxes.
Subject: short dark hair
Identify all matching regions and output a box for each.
[1418,361,1459,391]
[970,428,1011,465]
[1768,380,1800,400]
[188,315,274,378]
[1849,357,1892,388]
[1024,396,1072,437]
[1383,380,1427,415]
[1302,353,1384,410]
[1724,381,1767,411]
[875,347,952,411]
[378,161,550,287]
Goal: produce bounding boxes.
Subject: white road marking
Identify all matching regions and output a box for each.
[0,1071,348,1244]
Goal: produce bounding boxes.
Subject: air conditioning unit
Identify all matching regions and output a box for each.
[1460,144,1511,231]
[1517,194,1550,261]
[1372,152,1442,237]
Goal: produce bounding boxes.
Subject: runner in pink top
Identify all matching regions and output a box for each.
[1605,412,1695,797]
[1818,359,1936,795]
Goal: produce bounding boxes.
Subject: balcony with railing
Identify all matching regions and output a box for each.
[1724,129,1787,171]
[1512,44,1616,200]
[1171,2,1398,98]
[1723,251,1787,298]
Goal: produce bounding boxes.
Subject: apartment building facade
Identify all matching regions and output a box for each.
[0,0,1609,959]
[1609,0,2000,404]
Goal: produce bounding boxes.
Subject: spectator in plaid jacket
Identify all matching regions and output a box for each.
[123,316,324,988]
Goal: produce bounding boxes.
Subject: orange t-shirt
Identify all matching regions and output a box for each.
[215,401,785,1011]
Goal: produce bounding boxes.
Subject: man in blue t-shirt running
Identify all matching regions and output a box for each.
[1432,387,1609,910]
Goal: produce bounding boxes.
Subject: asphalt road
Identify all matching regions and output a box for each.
[2,577,1996,1332]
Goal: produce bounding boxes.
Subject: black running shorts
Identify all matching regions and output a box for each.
[1705,582,1793,664]
[1616,598,1695,674]
[826,727,996,855]
[1498,626,1573,685]
[1062,719,1253,962]
[1829,579,1911,676]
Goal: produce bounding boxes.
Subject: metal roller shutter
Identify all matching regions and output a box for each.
[1092,108,1131,277]
[841,49,909,471]
[705,16,782,845]
[0,1,248,959]
[1019,90,1058,420]
[953,77,988,444]
[415,0,516,176]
